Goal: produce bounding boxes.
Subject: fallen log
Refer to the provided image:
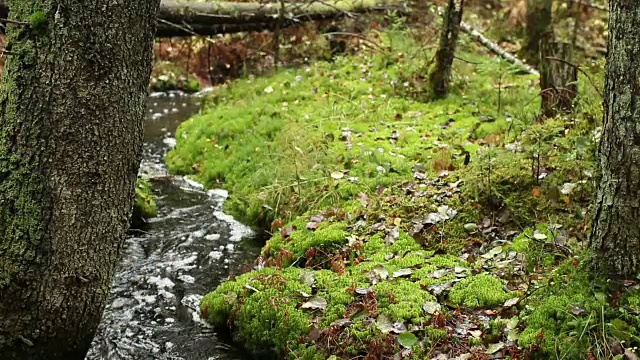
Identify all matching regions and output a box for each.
[0,0,407,37]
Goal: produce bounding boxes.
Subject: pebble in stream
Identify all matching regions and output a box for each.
[86,92,259,360]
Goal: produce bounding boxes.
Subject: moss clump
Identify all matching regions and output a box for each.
[201,267,365,355]
[518,258,640,358]
[150,61,200,93]
[131,178,157,229]
[448,274,512,308]
[374,279,435,323]
[200,267,312,352]
[29,11,47,31]
[264,220,348,263]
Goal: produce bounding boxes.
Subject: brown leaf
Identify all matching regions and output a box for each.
[532,187,542,197]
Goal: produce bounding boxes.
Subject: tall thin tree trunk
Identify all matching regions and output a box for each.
[590,0,640,279]
[521,0,552,67]
[428,0,464,99]
[0,1,160,359]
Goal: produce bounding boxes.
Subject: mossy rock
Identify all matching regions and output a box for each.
[131,178,157,230]
[150,61,200,93]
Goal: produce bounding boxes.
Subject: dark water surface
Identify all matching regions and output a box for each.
[86,92,259,360]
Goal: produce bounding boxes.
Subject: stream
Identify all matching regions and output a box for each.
[86,92,260,360]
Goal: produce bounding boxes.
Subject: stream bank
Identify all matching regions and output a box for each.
[164,29,640,360]
[86,92,259,360]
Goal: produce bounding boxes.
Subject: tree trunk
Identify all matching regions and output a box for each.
[0,1,160,359]
[590,0,640,279]
[539,38,577,117]
[428,0,464,99]
[521,0,552,67]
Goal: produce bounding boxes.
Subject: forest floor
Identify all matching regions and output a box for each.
[163,3,640,360]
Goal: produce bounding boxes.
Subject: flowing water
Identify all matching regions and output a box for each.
[86,92,259,360]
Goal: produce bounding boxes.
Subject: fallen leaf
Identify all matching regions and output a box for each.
[393,268,413,278]
[423,301,442,314]
[398,332,418,349]
[424,213,441,225]
[299,272,316,287]
[372,265,389,279]
[463,223,478,232]
[533,231,547,240]
[569,304,586,316]
[532,186,542,197]
[454,266,468,274]
[428,281,453,296]
[486,342,505,354]
[561,182,577,195]
[437,205,457,220]
[429,269,449,279]
[376,314,395,334]
[355,287,373,295]
[301,296,327,311]
[481,246,503,259]
[503,297,520,308]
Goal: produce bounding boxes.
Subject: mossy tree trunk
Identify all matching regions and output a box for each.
[590,0,640,279]
[521,0,552,67]
[0,1,160,359]
[428,0,464,99]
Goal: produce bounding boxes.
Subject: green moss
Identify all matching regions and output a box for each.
[29,11,47,31]
[374,279,435,323]
[184,26,609,359]
[264,221,348,262]
[167,30,539,227]
[131,178,157,229]
[518,257,640,358]
[425,326,448,341]
[448,274,512,308]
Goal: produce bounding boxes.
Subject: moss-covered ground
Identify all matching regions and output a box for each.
[167,21,640,360]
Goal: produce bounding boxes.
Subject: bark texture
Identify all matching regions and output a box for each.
[590,0,640,278]
[428,0,464,98]
[0,1,160,359]
[540,39,577,117]
[521,0,552,67]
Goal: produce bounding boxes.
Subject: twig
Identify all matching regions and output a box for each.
[453,55,481,64]
[460,21,539,76]
[0,18,30,26]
